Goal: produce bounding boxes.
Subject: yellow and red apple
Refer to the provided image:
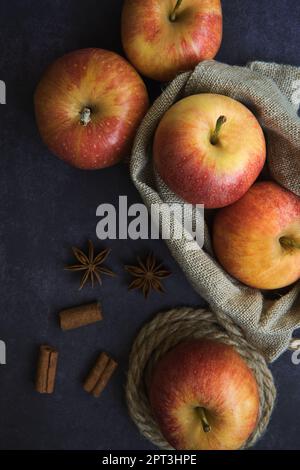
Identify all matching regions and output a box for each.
[122,0,223,82]
[153,93,266,208]
[34,48,149,170]
[213,181,300,290]
[149,339,260,450]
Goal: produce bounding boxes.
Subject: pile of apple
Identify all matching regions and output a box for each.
[33,0,300,451]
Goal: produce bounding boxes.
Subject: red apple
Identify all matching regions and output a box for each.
[153,93,266,208]
[149,339,260,450]
[122,0,222,82]
[34,48,149,170]
[213,181,300,290]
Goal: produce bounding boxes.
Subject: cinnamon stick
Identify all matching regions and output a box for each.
[92,358,118,398]
[83,352,118,398]
[35,345,58,394]
[59,302,102,331]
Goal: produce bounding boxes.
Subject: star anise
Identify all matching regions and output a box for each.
[125,253,171,298]
[65,240,115,290]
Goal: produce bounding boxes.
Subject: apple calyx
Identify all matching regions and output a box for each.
[170,0,183,22]
[80,107,92,127]
[210,115,227,145]
[280,236,300,251]
[197,407,211,433]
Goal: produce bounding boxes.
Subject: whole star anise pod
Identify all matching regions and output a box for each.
[125,253,171,298]
[65,240,115,290]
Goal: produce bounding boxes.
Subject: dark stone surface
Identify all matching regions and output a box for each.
[0,0,299,450]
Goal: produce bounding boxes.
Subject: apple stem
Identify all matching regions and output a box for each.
[210,115,227,145]
[170,0,183,22]
[280,236,300,250]
[80,107,92,127]
[198,407,211,433]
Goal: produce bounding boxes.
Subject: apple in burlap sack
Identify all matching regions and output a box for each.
[153,94,266,208]
[213,181,300,290]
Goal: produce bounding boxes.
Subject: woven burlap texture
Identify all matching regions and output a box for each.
[130,60,300,362]
[126,307,276,450]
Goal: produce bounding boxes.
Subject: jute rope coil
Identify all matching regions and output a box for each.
[126,307,276,450]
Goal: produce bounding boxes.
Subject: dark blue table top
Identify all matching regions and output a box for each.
[0,0,299,450]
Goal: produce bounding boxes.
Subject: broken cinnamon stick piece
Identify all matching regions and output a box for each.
[59,302,102,331]
[83,352,118,398]
[35,345,58,394]
[83,352,110,393]
[92,358,118,398]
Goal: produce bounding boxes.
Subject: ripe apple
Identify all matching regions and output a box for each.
[213,181,300,290]
[34,48,149,170]
[153,93,266,208]
[122,0,222,82]
[149,339,259,450]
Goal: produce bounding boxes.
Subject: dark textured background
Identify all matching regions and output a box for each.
[0,0,299,451]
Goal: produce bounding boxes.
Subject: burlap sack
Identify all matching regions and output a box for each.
[130,60,300,362]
